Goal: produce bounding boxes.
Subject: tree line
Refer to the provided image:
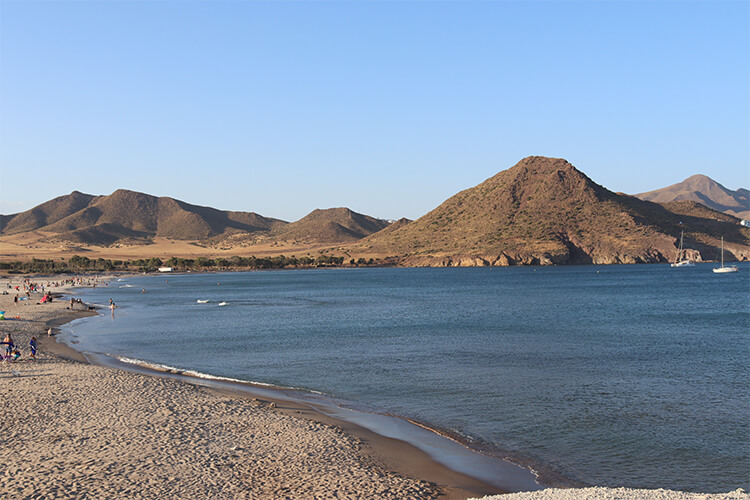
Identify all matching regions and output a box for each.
[0,254,380,274]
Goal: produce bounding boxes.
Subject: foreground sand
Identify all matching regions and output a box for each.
[1,278,747,499]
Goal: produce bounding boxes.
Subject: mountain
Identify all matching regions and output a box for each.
[272,208,391,244]
[635,175,750,219]
[0,189,286,245]
[356,156,750,266]
[0,191,96,234]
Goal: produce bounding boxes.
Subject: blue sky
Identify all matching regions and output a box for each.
[1,0,748,222]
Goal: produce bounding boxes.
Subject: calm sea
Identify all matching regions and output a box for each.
[61,265,750,492]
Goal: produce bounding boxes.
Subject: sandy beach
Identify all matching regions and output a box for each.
[1,276,747,500]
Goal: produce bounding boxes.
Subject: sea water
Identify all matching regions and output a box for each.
[61,264,750,492]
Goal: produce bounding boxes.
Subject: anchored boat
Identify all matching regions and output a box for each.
[713,237,738,274]
[671,230,695,267]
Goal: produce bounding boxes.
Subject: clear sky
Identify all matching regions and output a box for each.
[1,0,748,222]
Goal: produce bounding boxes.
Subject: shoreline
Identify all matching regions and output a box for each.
[69,349,543,493]
[1,278,522,499]
[42,339,520,499]
[54,276,549,492]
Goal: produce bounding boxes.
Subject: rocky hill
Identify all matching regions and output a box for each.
[356,157,750,266]
[0,190,286,245]
[635,174,750,219]
[272,208,390,244]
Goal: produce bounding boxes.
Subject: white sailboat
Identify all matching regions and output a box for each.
[713,237,738,274]
[671,230,695,267]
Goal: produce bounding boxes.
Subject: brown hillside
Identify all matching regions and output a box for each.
[1,189,285,245]
[0,191,96,234]
[356,156,750,266]
[59,223,154,246]
[273,208,390,244]
[635,174,750,219]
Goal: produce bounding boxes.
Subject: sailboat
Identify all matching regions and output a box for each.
[671,230,695,267]
[713,237,738,274]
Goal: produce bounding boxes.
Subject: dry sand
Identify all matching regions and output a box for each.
[1,277,747,500]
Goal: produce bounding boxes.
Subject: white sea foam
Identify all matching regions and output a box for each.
[115,356,275,387]
[114,356,330,396]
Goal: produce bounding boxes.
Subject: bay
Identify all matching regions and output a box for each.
[62,264,750,492]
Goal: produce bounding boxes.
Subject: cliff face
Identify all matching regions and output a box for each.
[358,157,750,266]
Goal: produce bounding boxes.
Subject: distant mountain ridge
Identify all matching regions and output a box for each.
[357,157,750,265]
[635,175,750,219]
[0,190,390,248]
[0,189,286,245]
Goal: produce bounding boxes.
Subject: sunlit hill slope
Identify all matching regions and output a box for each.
[355,157,750,265]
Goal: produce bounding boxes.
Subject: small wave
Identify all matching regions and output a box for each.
[119,284,135,288]
[116,356,275,387]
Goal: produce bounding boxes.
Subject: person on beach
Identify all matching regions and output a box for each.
[29,337,37,361]
[2,333,13,357]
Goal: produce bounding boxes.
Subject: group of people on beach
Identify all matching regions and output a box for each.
[69,297,90,310]
[6,278,46,295]
[1,333,36,363]
[5,277,108,296]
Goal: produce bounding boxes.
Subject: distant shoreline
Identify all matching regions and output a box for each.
[2,257,747,282]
